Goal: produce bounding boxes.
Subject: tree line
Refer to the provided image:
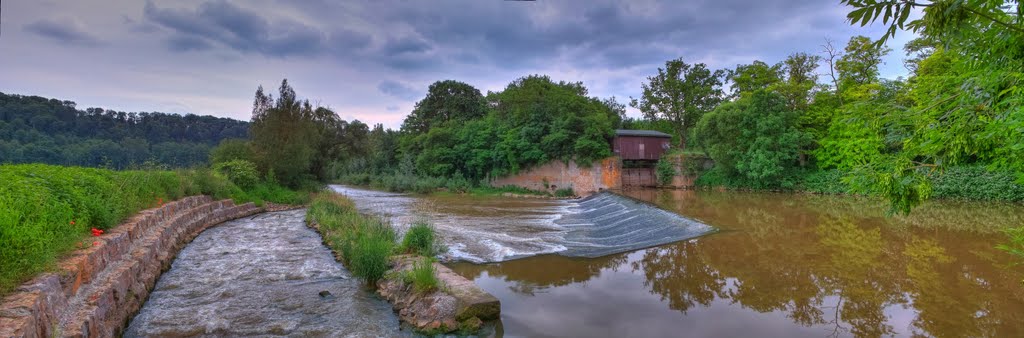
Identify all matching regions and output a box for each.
[0,93,248,168]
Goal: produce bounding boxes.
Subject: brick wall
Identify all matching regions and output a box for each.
[490,157,621,195]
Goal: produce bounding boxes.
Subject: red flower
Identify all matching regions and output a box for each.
[93,241,99,246]
[70,220,75,225]
[90,228,104,237]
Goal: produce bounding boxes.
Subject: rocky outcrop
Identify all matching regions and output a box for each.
[375,255,500,334]
[0,196,260,338]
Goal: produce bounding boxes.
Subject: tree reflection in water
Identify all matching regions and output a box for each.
[448,189,1024,337]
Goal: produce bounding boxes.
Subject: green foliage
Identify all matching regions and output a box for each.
[930,166,1024,201]
[630,58,726,148]
[307,194,397,285]
[214,159,260,189]
[838,0,1024,214]
[0,163,288,296]
[554,187,575,198]
[798,169,851,194]
[656,156,676,186]
[209,139,254,164]
[0,92,246,169]
[727,60,783,97]
[390,76,616,181]
[400,258,441,294]
[401,222,437,256]
[696,90,811,189]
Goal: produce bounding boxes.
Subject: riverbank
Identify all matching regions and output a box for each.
[0,164,312,298]
[304,193,500,334]
[691,166,1024,202]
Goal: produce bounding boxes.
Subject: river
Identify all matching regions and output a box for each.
[334,185,1024,337]
[124,209,408,337]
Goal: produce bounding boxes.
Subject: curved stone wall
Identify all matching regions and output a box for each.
[0,196,260,338]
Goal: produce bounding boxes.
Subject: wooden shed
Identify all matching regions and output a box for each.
[611,129,672,161]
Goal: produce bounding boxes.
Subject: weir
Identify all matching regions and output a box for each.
[556,191,716,258]
[329,185,715,263]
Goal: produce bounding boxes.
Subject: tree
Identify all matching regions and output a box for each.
[776,52,824,111]
[696,90,811,188]
[841,0,1024,213]
[401,80,486,135]
[209,139,254,164]
[630,59,726,149]
[727,60,783,97]
[249,80,322,187]
[836,36,892,89]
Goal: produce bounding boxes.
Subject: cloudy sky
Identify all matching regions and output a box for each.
[1,0,915,127]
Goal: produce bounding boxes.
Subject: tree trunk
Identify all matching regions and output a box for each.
[678,129,687,151]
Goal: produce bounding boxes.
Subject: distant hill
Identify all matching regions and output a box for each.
[0,92,248,169]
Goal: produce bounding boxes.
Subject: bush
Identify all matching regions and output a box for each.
[401,258,441,294]
[554,187,575,198]
[402,222,436,256]
[214,159,260,189]
[798,169,850,194]
[656,156,676,186]
[930,166,1024,201]
[350,234,395,284]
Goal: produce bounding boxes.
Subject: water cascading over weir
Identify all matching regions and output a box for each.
[329,185,716,263]
[555,191,716,258]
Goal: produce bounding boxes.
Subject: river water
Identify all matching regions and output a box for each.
[333,185,1024,337]
[124,209,407,337]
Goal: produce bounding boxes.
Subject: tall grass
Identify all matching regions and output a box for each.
[0,163,309,296]
[307,194,396,284]
[401,221,436,256]
[401,258,441,294]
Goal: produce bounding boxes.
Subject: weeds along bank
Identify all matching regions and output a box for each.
[305,194,499,334]
[0,163,307,297]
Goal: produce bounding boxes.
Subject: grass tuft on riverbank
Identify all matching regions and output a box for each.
[0,163,309,296]
[307,194,397,284]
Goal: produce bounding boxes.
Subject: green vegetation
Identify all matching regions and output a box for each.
[401,222,437,256]
[307,194,396,284]
[656,156,676,186]
[330,76,622,192]
[554,187,576,198]
[400,258,441,294]
[0,163,303,296]
[0,92,247,169]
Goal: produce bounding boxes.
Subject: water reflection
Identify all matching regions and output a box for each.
[449,189,1024,337]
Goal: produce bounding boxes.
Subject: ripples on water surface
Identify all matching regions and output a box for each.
[449,189,1024,337]
[329,185,715,262]
[124,209,406,337]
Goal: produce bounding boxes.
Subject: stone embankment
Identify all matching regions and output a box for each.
[376,255,500,334]
[0,196,260,338]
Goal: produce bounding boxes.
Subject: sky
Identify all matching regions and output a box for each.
[0,0,917,128]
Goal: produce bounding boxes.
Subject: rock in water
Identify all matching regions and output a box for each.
[318,290,332,298]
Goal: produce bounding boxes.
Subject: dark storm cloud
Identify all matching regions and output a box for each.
[23,19,102,46]
[142,0,328,57]
[167,34,213,52]
[377,80,421,101]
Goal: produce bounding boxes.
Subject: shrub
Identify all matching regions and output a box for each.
[930,166,1024,201]
[798,169,850,194]
[401,258,441,294]
[402,222,436,256]
[350,233,394,284]
[554,187,575,198]
[656,156,676,186]
[214,159,261,189]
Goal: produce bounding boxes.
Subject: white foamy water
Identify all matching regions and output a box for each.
[329,185,716,263]
[329,185,570,262]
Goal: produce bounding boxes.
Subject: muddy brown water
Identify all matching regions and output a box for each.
[442,189,1024,338]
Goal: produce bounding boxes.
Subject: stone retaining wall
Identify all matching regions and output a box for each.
[0,196,261,338]
[490,157,621,195]
[376,255,500,334]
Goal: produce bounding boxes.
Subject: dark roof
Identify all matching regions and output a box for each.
[614,129,672,138]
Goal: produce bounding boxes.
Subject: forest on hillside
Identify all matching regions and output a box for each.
[0,93,249,168]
